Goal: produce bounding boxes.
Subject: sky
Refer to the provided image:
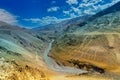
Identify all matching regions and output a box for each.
[0,0,120,28]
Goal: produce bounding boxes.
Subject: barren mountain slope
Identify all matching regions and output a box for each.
[0,22,51,80]
[50,3,120,78]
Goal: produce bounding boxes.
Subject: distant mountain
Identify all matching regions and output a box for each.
[89,1,120,21]
[75,1,120,30]
[74,1,120,33]
[32,16,90,36]
[0,21,23,30]
[35,1,120,34]
[50,1,120,75]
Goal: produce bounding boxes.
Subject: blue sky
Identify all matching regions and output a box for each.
[0,0,119,28]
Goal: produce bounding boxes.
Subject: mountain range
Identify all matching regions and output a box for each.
[50,1,120,78]
[0,1,120,80]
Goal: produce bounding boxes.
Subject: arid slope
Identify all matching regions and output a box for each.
[50,8,120,76]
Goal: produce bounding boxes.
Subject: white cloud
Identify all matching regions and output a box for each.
[23,16,69,26]
[47,6,59,12]
[79,0,104,8]
[63,10,70,15]
[84,9,95,15]
[66,0,78,5]
[71,6,80,13]
[70,13,77,18]
[79,2,94,7]
[82,0,89,3]
[79,0,120,13]
[0,9,18,25]
[24,18,41,23]
[63,0,120,18]
[25,0,120,27]
[95,0,120,10]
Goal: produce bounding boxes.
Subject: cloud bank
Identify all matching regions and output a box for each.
[0,9,18,25]
[63,0,120,17]
[24,0,120,27]
[23,16,69,26]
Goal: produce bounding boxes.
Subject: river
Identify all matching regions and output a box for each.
[43,39,88,74]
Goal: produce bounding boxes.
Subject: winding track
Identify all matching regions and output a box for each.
[43,39,88,74]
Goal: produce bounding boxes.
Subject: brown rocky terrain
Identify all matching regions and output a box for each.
[50,3,120,79]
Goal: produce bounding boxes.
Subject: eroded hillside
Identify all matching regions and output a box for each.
[50,6,120,79]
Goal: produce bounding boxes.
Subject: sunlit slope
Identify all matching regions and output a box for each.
[0,57,49,80]
[50,11,120,74]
